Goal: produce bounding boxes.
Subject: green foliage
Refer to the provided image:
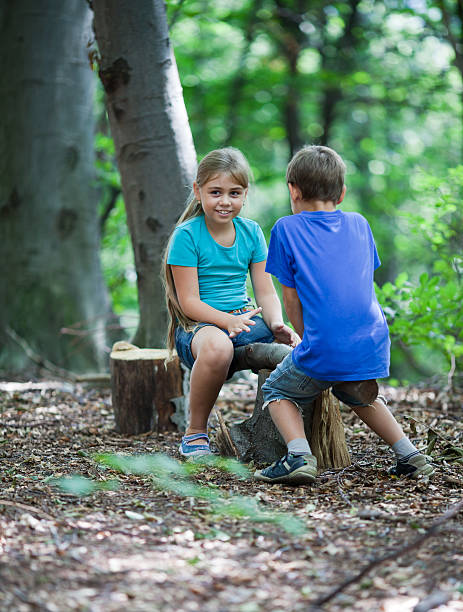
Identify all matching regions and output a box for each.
[376,167,463,374]
[54,452,305,535]
[94,1,461,381]
[51,474,120,496]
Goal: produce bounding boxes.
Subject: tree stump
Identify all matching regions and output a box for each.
[227,369,308,463]
[218,343,351,470]
[110,341,187,435]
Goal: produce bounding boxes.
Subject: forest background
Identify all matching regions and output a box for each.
[1,4,462,609]
[1,0,462,387]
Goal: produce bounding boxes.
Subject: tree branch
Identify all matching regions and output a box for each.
[5,327,77,381]
[311,498,463,608]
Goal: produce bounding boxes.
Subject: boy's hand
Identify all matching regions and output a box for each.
[227,307,262,338]
[271,322,300,347]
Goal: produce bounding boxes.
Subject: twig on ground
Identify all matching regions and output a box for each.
[1,420,64,429]
[214,409,239,458]
[74,373,111,383]
[0,380,75,393]
[446,353,456,392]
[336,467,353,507]
[406,416,451,443]
[311,497,463,608]
[0,499,56,522]
[357,508,409,523]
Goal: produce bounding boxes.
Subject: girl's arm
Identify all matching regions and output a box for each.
[250,261,299,346]
[282,284,304,340]
[171,265,261,337]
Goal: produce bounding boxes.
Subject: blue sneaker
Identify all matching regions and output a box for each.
[389,453,435,479]
[179,433,212,458]
[254,453,317,485]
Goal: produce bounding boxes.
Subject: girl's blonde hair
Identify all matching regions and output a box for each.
[162,147,251,352]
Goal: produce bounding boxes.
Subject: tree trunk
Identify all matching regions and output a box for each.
[0,0,114,373]
[92,0,197,349]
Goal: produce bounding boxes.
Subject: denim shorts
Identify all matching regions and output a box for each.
[175,311,274,370]
[261,353,378,412]
[262,353,336,412]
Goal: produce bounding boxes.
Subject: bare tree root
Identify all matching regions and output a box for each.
[215,409,239,459]
[311,390,351,471]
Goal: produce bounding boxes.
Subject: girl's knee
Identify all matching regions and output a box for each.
[198,336,234,366]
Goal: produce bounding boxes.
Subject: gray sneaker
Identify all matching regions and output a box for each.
[254,453,317,485]
[389,453,435,479]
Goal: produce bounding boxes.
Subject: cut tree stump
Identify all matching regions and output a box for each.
[110,341,187,435]
[217,343,351,470]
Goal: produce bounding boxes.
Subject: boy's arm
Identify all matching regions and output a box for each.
[282,285,304,339]
[250,261,299,346]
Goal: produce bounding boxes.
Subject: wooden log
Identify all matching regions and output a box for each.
[230,342,292,374]
[224,359,351,470]
[110,342,185,434]
[227,369,312,464]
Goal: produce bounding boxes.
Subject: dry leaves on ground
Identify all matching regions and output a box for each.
[0,376,462,612]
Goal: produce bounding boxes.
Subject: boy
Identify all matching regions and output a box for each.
[254,145,434,485]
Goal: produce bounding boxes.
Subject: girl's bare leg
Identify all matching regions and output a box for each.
[352,397,405,446]
[185,326,234,443]
[269,399,306,444]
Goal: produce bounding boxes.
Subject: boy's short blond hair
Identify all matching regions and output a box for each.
[286,145,346,203]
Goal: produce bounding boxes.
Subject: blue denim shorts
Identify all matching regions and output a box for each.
[175,311,274,370]
[262,353,378,412]
[261,353,336,412]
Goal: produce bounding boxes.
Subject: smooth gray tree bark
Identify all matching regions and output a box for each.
[0,0,114,373]
[92,0,197,348]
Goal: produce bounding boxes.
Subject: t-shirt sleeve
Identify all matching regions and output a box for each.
[265,222,295,288]
[373,242,381,270]
[365,220,381,270]
[250,223,268,263]
[167,226,198,266]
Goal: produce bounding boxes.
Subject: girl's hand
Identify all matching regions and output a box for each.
[227,307,262,338]
[271,322,301,347]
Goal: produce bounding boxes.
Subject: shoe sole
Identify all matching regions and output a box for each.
[254,466,316,485]
[179,446,212,459]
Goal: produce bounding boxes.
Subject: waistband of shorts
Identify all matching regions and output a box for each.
[227,306,254,315]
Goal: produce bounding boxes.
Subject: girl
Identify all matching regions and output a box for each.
[162,148,298,457]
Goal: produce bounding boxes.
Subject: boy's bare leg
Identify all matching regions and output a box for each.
[269,399,307,444]
[255,399,315,483]
[352,397,405,446]
[186,326,234,443]
[352,397,435,478]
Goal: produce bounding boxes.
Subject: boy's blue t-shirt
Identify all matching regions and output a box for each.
[266,210,390,381]
[167,214,268,311]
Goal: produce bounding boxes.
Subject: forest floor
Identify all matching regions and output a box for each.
[0,374,462,612]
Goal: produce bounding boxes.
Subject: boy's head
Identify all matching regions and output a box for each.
[286,145,346,203]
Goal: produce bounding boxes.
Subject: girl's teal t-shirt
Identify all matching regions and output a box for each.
[167,214,268,312]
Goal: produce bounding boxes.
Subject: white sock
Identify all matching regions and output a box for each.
[392,437,419,461]
[287,438,311,456]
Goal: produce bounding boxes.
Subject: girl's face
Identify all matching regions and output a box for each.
[193,172,247,228]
